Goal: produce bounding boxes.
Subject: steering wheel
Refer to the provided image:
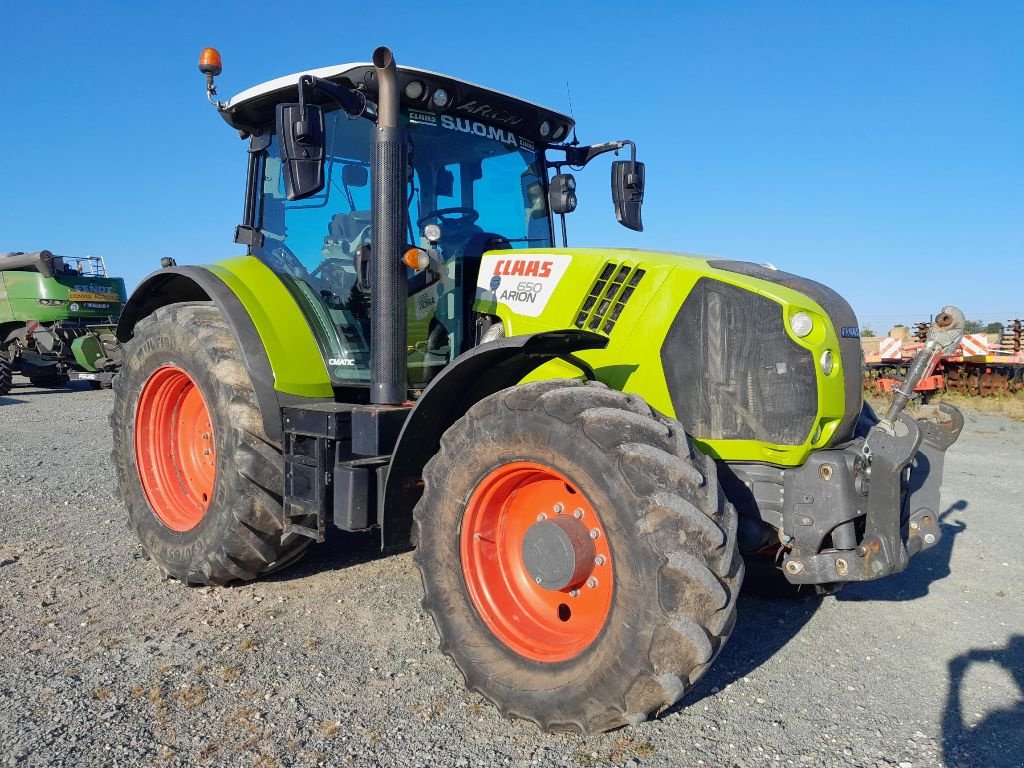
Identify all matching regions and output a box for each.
[417,207,479,228]
[263,241,312,281]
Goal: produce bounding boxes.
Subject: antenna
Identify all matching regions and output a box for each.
[565,81,579,146]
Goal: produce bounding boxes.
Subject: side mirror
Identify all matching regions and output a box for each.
[275,102,326,201]
[548,173,577,215]
[611,160,644,232]
[342,164,368,188]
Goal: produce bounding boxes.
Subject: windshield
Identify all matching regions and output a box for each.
[257,108,551,386]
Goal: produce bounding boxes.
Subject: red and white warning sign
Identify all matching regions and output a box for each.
[879,337,902,360]
[476,254,573,318]
[958,334,990,357]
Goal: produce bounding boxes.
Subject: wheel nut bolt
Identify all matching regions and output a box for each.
[573,508,584,519]
[569,589,580,598]
[535,576,543,584]
[553,503,564,514]
[594,555,606,566]
[590,529,600,539]
[586,578,598,589]
[537,513,547,521]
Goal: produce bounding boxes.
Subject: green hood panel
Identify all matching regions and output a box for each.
[473,247,853,466]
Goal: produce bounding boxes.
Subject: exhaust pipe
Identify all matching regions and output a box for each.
[370,46,407,405]
[0,250,54,278]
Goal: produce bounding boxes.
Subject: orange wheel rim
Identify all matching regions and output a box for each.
[460,461,613,663]
[134,366,216,532]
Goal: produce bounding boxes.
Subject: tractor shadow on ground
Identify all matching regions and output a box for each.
[0,395,27,405]
[837,499,969,603]
[942,635,1024,768]
[672,499,972,715]
[261,527,387,583]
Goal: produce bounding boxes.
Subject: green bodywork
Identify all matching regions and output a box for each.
[200,248,851,466]
[0,270,125,325]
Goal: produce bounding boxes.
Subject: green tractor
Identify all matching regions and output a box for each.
[111,46,964,732]
[0,250,125,394]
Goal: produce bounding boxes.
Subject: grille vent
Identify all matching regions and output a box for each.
[574,262,646,335]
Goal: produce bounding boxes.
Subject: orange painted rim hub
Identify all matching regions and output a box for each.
[460,462,613,662]
[134,366,216,532]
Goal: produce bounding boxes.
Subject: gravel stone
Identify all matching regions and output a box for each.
[0,380,1022,767]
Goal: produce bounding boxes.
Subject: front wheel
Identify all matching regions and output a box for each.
[111,302,313,585]
[414,380,742,732]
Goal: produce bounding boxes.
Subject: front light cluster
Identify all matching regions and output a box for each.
[37,299,67,306]
[789,311,813,337]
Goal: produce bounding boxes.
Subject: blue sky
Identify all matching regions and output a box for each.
[1,1,1020,333]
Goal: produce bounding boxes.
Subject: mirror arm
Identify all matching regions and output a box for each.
[561,139,636,168]
[298,74,366,119]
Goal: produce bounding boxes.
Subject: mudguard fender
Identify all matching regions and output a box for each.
[116,266,284,442]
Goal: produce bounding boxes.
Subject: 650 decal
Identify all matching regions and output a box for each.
[475,254,572,318]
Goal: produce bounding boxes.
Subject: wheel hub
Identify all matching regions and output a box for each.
[521,516,596,591]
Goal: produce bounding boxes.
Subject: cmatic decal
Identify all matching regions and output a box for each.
[475,254,572,318]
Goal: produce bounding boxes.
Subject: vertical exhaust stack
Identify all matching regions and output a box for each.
[370,46,408,405]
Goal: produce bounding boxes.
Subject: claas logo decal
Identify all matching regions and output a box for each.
[492,258,554,279]
[476,254,572,318]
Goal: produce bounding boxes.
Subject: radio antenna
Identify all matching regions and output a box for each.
[566,81,579,146]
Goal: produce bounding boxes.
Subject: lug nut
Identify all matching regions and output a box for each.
[569,589,580,598]
[537,513,547,521]
[553,503,564,514]
[589,529,600,539]
[586,578,598,589]
[594,555,606,566]
[534,576,543,585]
[573,508,584,519]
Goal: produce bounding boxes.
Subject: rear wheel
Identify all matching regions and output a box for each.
[414,380,742,732]
[111,302,312,585]
[0,347,12,395]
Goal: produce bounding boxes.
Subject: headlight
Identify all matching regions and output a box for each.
[820,349,834,375]
[789,311,813,338]
[431,88,449,108]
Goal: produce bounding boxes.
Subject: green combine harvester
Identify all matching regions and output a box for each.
[110,46,965,732]
[0,250,125,394]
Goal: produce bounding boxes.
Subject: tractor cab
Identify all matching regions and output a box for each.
[211,56,643,391]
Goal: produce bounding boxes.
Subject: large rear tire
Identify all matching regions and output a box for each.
[111,302,312,585]
[414,380,743,732]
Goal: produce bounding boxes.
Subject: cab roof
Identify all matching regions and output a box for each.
[219,62,575,145]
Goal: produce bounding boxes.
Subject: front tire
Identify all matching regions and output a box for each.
[111,302,312,585]
[414,380,742,732]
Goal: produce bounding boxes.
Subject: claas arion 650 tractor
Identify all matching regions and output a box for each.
[111,46,964,732]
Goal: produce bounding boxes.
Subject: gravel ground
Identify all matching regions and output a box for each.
[0,379,1021,768]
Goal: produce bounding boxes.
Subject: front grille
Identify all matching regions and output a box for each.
[574,262,646,335]
[663,278,818,445]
